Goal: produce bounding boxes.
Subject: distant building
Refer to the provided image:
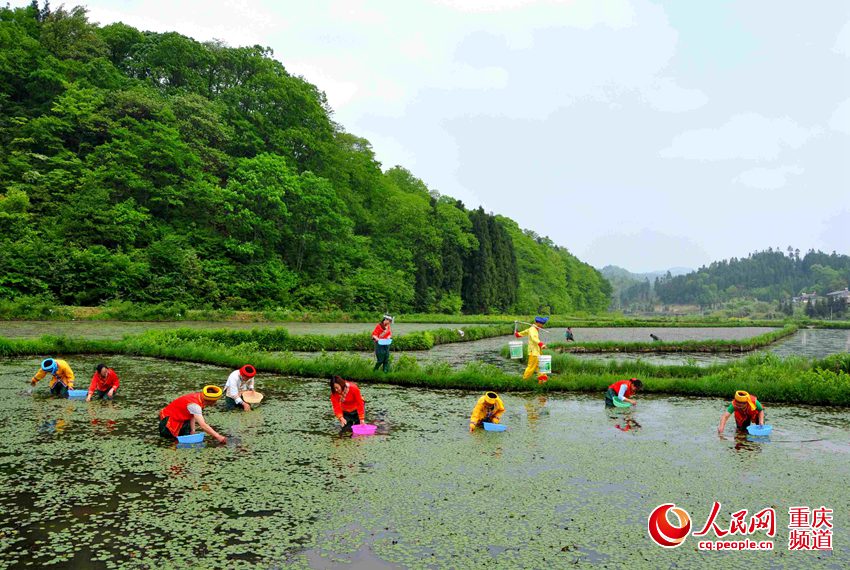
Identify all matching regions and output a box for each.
[826,287,850,301]
[792,292,818,303]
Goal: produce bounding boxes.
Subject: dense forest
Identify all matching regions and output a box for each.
[654,248,850,309]
[0,4,611,314]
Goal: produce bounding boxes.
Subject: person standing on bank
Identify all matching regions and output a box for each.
[86,363,120,401]
[516,317,549,383]
[372,314,393,372]
[224,364,257,411]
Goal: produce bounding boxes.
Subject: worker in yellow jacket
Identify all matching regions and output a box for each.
[31,358,75,398]
[469,391,506,432]
[516,316,549,383]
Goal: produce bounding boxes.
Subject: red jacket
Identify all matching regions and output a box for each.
[372,323,392,340]
[88,368,120,394]
[159,393,207,438]
[330,381,365,419]
[733,394,760,426]
[608,379,636,399]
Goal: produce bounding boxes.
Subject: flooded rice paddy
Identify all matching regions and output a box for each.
[0,321,474,341]
[1,355,848,568]
[283,328,849,371]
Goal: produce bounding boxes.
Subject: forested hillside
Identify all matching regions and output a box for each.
[0,4,611,313]
[655,248,850,307]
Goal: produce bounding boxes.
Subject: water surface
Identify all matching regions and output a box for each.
[1,355,848,568]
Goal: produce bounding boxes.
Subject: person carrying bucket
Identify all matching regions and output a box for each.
[515,316,549,383]
[470,391,506,432]
[330,376,366,428]
[30,358,75,398]
[158,386,227,443]
[86,363,120,401]
[717,390,765,434]
[605,378,643,407]
[372,314,393,372]
[223,364,257,411]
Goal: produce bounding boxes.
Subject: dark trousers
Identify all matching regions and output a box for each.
[92,389,114,400]
[374,344,390,372]
[342,410,362,427]
[159,416,191,439]
[224,396,242,411]
[604,388,616,407]
[50,382,69,398]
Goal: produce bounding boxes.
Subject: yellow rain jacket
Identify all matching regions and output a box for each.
[32,359,75,389]
[470,394,505,430]
[517,325,544,356]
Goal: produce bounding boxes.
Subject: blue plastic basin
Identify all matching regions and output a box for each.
[177,433,205,444]
[67,389,88,400]
[482,422,506,432]
[377,338,392,346]
[746,424,772,436]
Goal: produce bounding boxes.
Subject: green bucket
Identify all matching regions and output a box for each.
[508,341,524,359]
[538,355,552,374]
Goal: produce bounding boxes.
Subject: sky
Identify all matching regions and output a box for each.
[16,0,850,273]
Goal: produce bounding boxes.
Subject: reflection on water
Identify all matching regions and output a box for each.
[2,356,850,568]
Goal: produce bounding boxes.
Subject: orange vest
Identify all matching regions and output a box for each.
[608,379,635,399]
[159,393,205,437]
[733,395,759,426]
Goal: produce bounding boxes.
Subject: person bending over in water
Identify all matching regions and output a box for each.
[605,378,643,406]
[223,364,257,411]
[31,358,75,398]
[330,376,366,428]
[469,391,505,432]
[158,386,227,443]
[87,363,119,401]
[650,333,661,342]
[717,390,765,434]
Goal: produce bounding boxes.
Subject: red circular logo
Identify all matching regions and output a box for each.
[648,503,691,548]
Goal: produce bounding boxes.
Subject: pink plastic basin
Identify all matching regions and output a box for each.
[352,423,377,436]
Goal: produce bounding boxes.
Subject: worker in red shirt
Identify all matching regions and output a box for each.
[158,386,227,443]
[86,363,120,401]
[330,376,366,428]
[371,314,393,372]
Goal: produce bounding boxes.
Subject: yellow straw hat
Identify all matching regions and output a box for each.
[202,385,223,402]
[734,390,750,403]
[484,392,498,405]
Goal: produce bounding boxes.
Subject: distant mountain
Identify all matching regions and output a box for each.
[600,265,693,284]
[600,265,693,309]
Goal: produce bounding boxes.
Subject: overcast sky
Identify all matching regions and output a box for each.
[18,0,850,273]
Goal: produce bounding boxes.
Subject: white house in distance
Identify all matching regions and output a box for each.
[826,288,850,302]
[792,292,818,303]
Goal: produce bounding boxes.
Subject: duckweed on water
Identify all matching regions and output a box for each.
[1,355,850,568]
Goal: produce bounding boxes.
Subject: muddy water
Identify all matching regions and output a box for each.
[1,355,848,568]
[560,329,850,367]
[297,328,847,371]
